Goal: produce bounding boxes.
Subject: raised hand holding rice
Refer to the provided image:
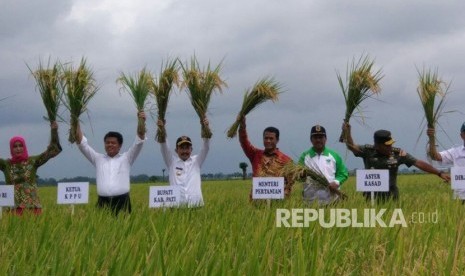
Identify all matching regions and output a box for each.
[338,54,383,143]
[180,56,226,139]
[227,77,281,138]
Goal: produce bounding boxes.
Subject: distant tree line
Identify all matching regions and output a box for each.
[0,172,252,186]
[0,167,427,186]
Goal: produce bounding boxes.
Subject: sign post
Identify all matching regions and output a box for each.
[451,167,465,199]
[356,169,389,206]
[57,182,89,215]
[149,186,181,208]
[0,186,15,219]
[252,177,285,203]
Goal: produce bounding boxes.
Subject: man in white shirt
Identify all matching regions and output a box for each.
[157,118,210,207]
[76,112,146,215]
[428,122,465,201]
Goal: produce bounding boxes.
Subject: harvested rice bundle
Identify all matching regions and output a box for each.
[227,77,281,138]
[283,162,348,200]
[180,56,226,138]
[118,67,153,135]
[62,58,98,143]
[29,59,63,123]
[151,59,179,143]
[417,67,450,158]
[338,55,383,142]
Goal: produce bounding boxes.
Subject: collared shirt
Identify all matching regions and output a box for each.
[354,145,417,189]
[439,145,465,199]
[160,139,209,207]
[298,147,348,205]
[298,147,349,185]
[239,127,294,196]
[78,135,145,197]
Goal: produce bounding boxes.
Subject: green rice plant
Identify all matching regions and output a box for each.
[151,59,180,143]
[62,58,98,143]
[226,77,281,138]
[180,56,227,138]
[118,67,153,135]
[1,176,465,274]
[28,59,63,123]
[338,54,383,142]
[416,67,451,158]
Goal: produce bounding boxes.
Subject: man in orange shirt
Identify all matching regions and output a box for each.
[238,116,294,201]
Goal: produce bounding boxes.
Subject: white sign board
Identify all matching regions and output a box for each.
[57,182,89,204]
[451,167,465,190]
[356,169,389,192]
[0,186,15,207]
[149,186,181,208]
[252,177,285,199]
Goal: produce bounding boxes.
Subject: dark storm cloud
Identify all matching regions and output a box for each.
[1,0,464,180]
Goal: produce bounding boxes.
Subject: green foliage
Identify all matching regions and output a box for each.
[0,175,463,274]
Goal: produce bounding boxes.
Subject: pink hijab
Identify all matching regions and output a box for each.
[9,136,29,164]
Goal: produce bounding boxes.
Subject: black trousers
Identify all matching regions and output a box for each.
[97,193,131,215]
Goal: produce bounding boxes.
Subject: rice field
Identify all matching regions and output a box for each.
[1,174,464,275]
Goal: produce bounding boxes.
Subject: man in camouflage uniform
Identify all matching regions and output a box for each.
[343,123,449,201]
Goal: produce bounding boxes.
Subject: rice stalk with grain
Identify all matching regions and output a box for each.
[118,67,153,135]
[180,56,226,138]
[226,77,281,138]
[338,55,383,142]
[417,67,450,158]
[28,59,63,123]
[151,59,180,142]
[283,162,348,200]
[62,58,98,143]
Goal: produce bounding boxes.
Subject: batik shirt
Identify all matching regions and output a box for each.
[0,129,62,208]
[239,127,294,197]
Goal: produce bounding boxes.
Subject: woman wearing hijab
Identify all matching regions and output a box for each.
[0,121,62,215]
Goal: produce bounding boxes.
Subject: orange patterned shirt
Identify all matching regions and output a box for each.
[239,127,294,198]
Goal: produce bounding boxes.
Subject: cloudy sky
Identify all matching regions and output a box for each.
[1,0,464,180]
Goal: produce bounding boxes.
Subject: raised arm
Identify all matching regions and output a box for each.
[238,116,258,161]
[157,119,172,166]
[137,111,146,140]
[198,117,210,167]
[342,122,362,155]
[35,121,63,167]
[426,127,442,161]
[200,116,210,139]
[76,121,98,166]
[76,120,83,144]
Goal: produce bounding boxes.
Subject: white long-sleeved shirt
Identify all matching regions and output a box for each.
[160,138,209,207]
[78,135,145,197]
[440,145,465,199]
